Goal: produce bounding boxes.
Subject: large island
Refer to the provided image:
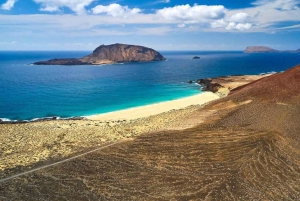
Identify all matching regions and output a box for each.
[245,46,300,53]
[34,43,166,65]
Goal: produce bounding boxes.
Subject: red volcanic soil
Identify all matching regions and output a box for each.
[229,64,300,103]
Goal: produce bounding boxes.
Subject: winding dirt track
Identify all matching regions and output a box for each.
[0,141,124,184]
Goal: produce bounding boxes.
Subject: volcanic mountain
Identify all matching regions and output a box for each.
[34,43,166,65]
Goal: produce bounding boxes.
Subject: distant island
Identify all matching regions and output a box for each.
[245,46,300,53]
[34,43,166,65]
[192,56,201,59]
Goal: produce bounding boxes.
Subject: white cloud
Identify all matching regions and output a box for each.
[277,24,300,29]
[252,0,300,10]
[210,19,227,28]
[229,12,250,23]
[211,12,252,31]
[1,0,300,37]
[150,0,170,5]
[156,4,227,23]
[226,22,252,30]
[33,0,94,15]
[92,3,141,17]
[136,26,173,35]
[226,0,300,31]
[156,4,254,32]
[178,23,186,28]
[135,26,174,35]
[1,0,17,10]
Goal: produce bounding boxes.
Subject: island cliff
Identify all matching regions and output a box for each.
[34,43,166,65]
[245,46,300,53]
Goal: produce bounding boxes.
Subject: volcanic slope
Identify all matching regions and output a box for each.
[1,65,300,200]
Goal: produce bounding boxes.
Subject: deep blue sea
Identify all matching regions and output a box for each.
[0,51,299,121]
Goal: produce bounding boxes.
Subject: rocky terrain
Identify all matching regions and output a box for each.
[196,74,272,97]
[0,67,300,200]
[33,58,90,65]
[245,46,300,53]
[34,44,166,65]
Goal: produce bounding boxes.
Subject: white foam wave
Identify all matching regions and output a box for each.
[260,71,277,75]
[0,118,11,122]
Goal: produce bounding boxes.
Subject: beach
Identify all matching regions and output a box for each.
[88,92,220,121]
[0,91,220,174]
[3,70,299,200]
[0,74,270,176]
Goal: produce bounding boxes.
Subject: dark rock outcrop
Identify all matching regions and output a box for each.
[196,78,223,92]
[34,44,166,65]
[34,59,90,65]
[192,56,200,59]
[245,46,300,53]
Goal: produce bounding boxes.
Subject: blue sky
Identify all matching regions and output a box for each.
[0,0,300,50]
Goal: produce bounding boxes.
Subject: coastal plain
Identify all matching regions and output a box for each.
[1,71,299,200]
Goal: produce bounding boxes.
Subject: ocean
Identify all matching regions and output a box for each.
[0,50,299,121]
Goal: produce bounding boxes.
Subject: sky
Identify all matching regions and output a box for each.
[0,0,300,50]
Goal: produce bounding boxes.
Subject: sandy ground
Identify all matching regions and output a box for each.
[0,74,268,177]
[88,92,220,121]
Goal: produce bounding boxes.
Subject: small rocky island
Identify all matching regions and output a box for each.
[34,43,166,65]
[245,46,300,53]
[192,56,200,59]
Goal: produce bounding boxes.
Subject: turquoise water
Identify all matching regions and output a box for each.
[0,51,299,121]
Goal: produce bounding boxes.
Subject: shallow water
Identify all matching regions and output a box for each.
[0,50,299,120]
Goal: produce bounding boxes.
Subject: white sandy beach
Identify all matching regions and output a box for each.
[88,92,220,121]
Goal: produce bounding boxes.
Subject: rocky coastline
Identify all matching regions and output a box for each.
[189,73,273,97]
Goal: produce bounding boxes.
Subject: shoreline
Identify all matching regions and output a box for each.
[87,92,220,121]
[0,73,271,173]
[87,72,274,121]
[0,73,273,124]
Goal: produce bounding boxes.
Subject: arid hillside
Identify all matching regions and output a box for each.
[0,65,300,200]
